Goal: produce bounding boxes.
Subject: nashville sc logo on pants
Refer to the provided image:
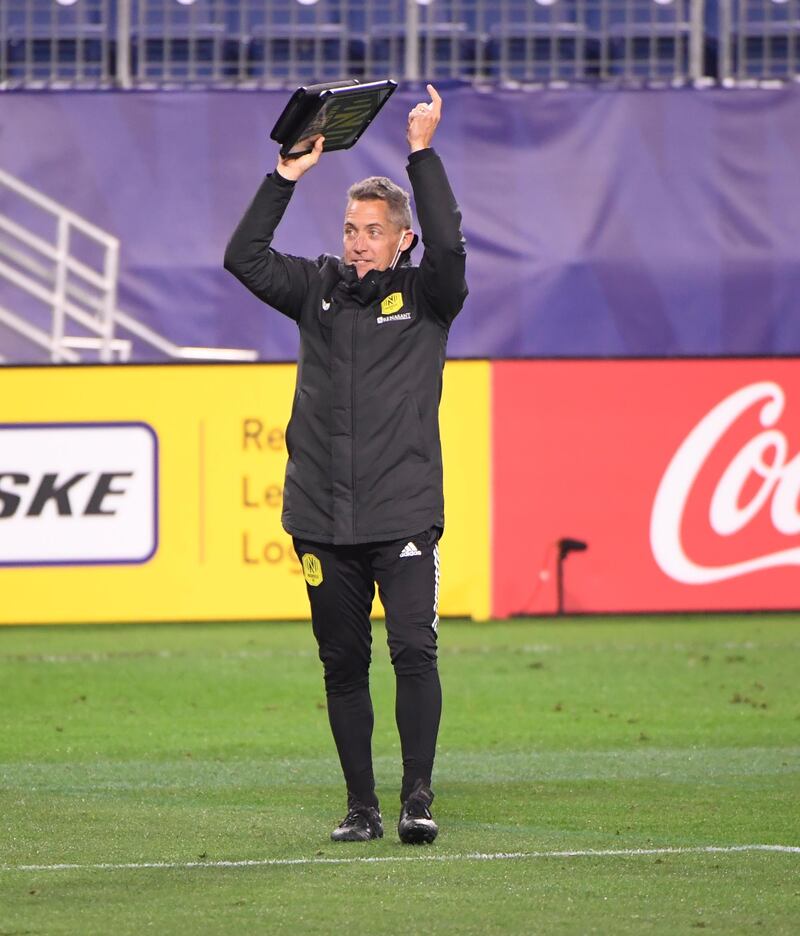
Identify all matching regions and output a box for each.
[0,422,158,567]
[301,553,323,587]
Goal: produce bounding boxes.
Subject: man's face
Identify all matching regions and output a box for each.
[343,198,411,279]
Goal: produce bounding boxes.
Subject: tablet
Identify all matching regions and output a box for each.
[270,79,398,159]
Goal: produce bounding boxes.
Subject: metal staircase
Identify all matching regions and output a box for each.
[0,166,257,364]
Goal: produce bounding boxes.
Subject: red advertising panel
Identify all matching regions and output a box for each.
[492,360,800,616]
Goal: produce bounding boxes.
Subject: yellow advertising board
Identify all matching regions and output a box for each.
[0,362,489,625]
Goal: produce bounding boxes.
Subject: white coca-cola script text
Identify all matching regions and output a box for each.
[650,381,800,584]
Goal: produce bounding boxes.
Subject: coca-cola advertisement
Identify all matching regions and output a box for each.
[492,359,800,615]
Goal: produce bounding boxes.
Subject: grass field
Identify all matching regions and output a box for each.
[1,614,799,935]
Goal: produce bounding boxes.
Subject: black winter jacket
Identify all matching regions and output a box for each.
[224,148,467,545]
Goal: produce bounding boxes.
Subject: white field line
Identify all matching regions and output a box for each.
[3,845,799,873]
[7,640,800,665]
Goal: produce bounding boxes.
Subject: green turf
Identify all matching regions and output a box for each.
[1,615,799,934]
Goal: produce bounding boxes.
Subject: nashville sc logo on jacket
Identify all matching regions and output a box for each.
[377,292,411,324]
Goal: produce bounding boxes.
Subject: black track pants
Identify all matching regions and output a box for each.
[292,526,442,807]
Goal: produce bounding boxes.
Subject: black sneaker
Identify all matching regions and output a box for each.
[398,780,438,845]
[330,804,383,842]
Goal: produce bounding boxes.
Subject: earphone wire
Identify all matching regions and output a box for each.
[389,233,408,270]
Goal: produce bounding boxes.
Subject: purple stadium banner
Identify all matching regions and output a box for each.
[1,85,799,361]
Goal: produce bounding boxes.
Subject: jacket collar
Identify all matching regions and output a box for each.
[336,234,418,306]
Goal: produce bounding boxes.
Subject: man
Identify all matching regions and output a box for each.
[224,84,467,845]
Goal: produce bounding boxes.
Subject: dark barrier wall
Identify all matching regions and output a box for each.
[1,85,799,361]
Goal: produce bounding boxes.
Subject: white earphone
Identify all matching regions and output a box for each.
[390,232,411,270]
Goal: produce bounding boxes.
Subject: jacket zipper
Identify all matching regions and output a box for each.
[351,306,357,541]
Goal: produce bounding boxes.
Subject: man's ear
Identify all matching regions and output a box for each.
[400,229,415,252]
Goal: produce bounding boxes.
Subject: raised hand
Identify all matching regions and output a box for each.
[407,85,442,153]
[276,135,325,182]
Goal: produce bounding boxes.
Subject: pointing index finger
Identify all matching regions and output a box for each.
[427,83,442,112]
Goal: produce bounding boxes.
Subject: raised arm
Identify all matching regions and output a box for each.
[406,86,467,327]
[224,137,325,321]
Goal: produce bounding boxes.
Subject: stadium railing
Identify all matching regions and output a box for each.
[718,0,800,82]
[2,0,115,87]
[0,167,258,363]
[0,0,797,89]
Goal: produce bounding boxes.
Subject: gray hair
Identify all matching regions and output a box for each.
[346,176,412,231]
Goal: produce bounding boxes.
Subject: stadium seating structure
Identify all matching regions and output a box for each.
[0,0,798,88]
